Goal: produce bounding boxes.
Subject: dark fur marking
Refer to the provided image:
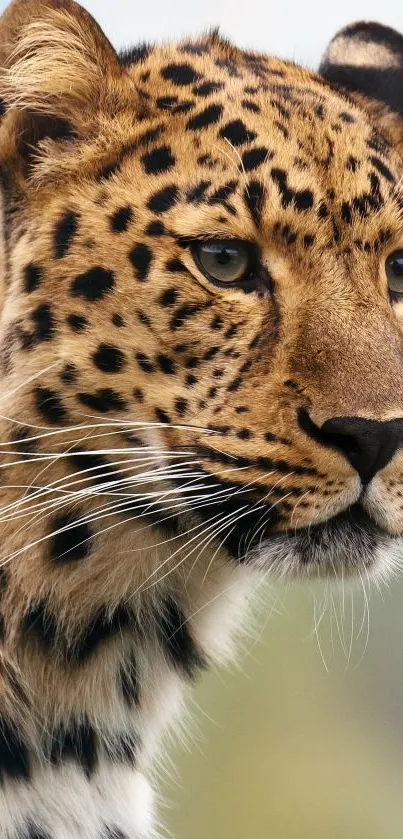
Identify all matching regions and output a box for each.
[242,99,260,113]
[186,180,211,202]
[170,302,209,330]
[49,512,92,563]
[24,263,43,294]
[93,344,126,373]
[31,303,55,343]
[67,313,87,332]
[119,653,140,706]
[146,220,165,236]
[193,80,224,96]
[104,733,139,766]
[175,398,188,416]
[60,363,77,384]
[54,210,79,259]
[119,43,150,65]
[0,719,29,784]
[136,352,155,373]
[159,288,178,307]
[142,145,176,175]
[157,354,176,374]
[77,389,127,413]
[244,180,264,228]
[129,244,153,282]
[25,601,133,665]
[110,206,133,233]
[242,147,271,171]
[219,119,257,146]
[70,267,115,301]
[186,104,223,131]
[48,717,97,777]
[147,185,179,213]
[156,596,206,679]
[34,387,67,424]
[155,408,171,424]
[161,63,200,85]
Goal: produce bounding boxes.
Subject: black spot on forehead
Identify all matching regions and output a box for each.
[119,43,151,65]
[24,263,43,294]
[110,206,133,233]
[187,180,211,202]
[244,180,264,228]
[193,80,224,96]
[161,63,201,85]
[141,145,176,175]
[369,155,395,183]
[219,119,257,146]
[54,210,79,259]
[242,98,260,113]
[186,104,223,131]
[242,147,271,171]
[49,512,92,562]
[34,387,67,424]
[70,267,115,301]
[147,185,179,213]
[129,243,153,281]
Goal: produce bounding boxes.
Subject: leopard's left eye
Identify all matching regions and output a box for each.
[386,249,403,295]
[192,240,252,286]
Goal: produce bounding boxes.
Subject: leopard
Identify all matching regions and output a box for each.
[0,1,403,836]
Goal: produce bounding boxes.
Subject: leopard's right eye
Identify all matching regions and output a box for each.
[192,240,255,288]
[386,250,403,296]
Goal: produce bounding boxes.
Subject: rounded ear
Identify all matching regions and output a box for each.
[320,21,403,154]
[0,0,123,172]
[320,21,403,114]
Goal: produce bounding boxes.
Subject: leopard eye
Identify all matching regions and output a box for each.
[192,240,252,286]
[386,249,403,295]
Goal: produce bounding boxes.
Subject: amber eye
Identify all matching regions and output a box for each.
[386,250,403,295]
[193,240,252,286]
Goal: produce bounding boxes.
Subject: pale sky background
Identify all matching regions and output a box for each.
[0,0,402,68]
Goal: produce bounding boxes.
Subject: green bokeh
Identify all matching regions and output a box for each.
[161,580,403,838]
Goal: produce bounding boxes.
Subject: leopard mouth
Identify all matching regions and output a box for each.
[250,504,400,579]
[174,465,400,578]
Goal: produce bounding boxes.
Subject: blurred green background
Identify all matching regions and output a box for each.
[161,579,403,838]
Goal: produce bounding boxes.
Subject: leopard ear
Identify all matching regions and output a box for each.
[320,21,403,115]
[0,0,123,172]
[320,22,403,155]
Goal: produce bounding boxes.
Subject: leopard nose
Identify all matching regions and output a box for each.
[298,409,402,484]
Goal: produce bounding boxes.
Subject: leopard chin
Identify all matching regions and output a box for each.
[250,505,403,581]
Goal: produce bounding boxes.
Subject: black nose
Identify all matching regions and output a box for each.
[298,409,402,484]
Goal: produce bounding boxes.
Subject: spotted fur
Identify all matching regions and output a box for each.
[0,3,403,837]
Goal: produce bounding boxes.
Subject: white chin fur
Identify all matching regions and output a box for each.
[249,530,403,583]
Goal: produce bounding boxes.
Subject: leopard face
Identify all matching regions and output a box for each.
[1,3,403,595]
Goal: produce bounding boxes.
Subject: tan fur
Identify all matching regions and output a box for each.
[0,2,402,837]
